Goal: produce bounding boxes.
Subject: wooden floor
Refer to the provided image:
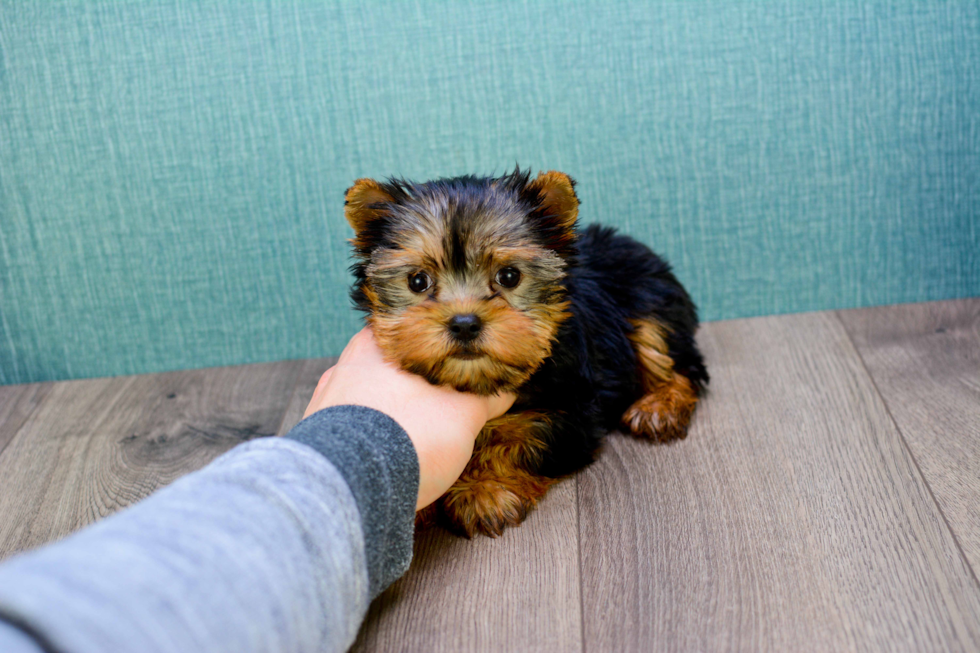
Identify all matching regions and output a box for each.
[1,299,978,652]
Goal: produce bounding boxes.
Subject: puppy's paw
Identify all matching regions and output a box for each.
[441,472,554,538]
[623,374,698,442]
[415,503,439,530]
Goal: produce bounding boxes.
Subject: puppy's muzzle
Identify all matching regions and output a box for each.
[448,313,482,342]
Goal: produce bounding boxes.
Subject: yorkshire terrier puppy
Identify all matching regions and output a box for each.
[345,168,708,537]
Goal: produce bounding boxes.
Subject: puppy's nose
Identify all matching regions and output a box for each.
[448,313,482,342]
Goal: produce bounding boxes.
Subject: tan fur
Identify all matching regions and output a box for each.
[439,412,556,537]
[622,373,699,441]
[361,283,382,310]
[622,317,700,441]
[628,318,674,383]
[527,171,579,229]
[369,296,569,394]
[415,503,439,530]
[347,171,584,535]
[344,179,393,244]
[398,223,447,269]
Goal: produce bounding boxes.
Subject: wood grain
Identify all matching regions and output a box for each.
[351,479,582,653]
[839,298,980,575]
[578,311,980,652]
[0,382,53,456]
[284,356,583,651]
[0,361,302,559]
[2,301,978,652]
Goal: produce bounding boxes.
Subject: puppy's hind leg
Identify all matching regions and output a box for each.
[622,318,701,442]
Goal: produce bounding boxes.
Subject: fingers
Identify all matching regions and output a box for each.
[486,391,517,420]
[306,325,516,425]
[303,366,335,419]
[340,327,381,364]
[316,366,334,391]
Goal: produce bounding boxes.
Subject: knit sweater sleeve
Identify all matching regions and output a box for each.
[0,405,419,653]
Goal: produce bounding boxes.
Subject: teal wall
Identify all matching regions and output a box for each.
[1,1,978,385]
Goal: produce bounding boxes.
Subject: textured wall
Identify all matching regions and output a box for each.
[1,1,978,384]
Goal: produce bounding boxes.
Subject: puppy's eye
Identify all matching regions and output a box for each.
[495,266,521,289]
[408,271,433,293]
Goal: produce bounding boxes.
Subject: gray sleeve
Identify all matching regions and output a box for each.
[0,405,420,653]
[0,622,42,653]
[284,405,419,597]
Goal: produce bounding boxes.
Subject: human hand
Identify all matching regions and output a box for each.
[303,328,515,510]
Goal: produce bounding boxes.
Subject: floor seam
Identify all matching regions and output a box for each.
[834,309,980,592]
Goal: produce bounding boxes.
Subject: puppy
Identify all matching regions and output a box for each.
[345,169,708,537]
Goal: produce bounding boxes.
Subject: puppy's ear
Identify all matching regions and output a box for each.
[525,171,579,254]
[527,171,579,227]
[344,178,394,235]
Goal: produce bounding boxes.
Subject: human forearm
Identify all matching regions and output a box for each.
[0,405,419,653]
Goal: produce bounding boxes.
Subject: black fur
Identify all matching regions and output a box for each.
[520,224,708,477]
[348,168,571,310]
[348,170,708,481]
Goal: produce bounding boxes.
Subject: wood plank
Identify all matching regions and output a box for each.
[839,298,980,575]
[0,382,54,456]
[351,479,582,653]
[286,356,584,651]
[0,360,303,559]
[578,311,980,651]
[275,357,337,436]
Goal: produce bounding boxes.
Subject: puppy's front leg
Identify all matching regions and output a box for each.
[440,411,555,538]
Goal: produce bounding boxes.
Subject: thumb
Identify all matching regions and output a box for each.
[303,366,335,419]
[486,392,517,420]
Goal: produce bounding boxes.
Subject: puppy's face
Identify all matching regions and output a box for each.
[345,170,579,394]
